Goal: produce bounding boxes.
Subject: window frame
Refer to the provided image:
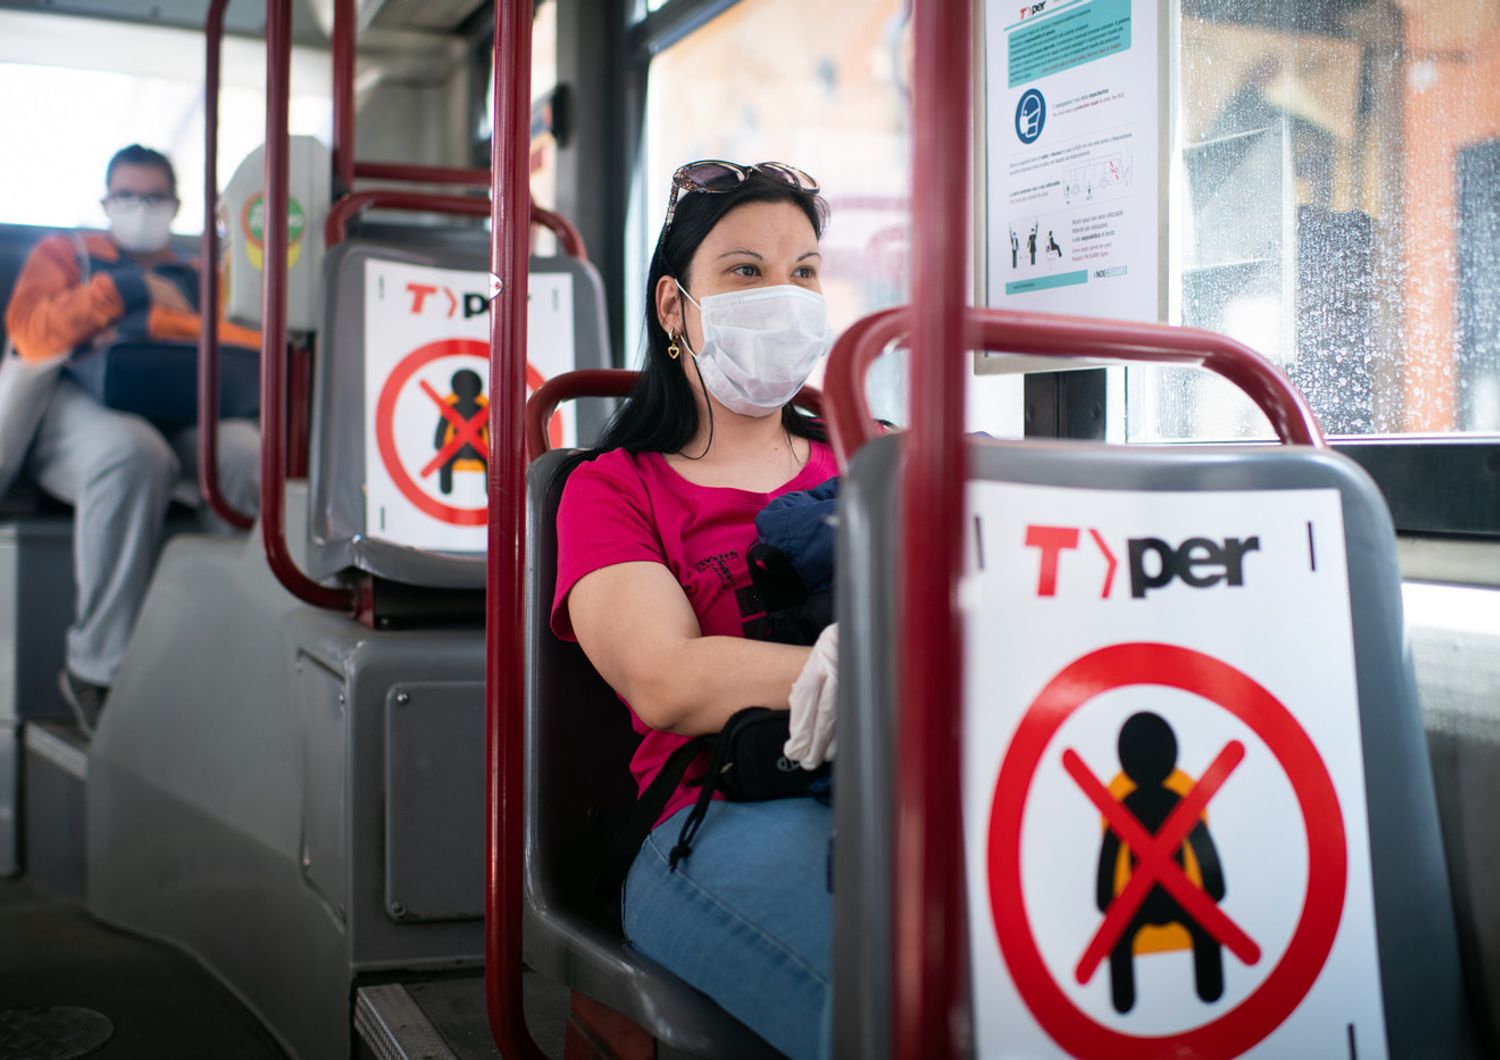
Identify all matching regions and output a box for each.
[1332,438,1500,539]
[537,0,1500,538]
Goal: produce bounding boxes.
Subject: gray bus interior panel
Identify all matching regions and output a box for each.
[0,519,76,875]
[522,449,782,1059]
[86,482,485,1060]
[832,435,1474,1058]
[308,240,613,589]
[384,678,486,923]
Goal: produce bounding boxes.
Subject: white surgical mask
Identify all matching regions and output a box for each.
[107,201,176,254]
[677,283,832,418]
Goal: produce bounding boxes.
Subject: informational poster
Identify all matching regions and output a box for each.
[985,0,1162,321]
[961,481,1387,1057]
[363,259,575,553]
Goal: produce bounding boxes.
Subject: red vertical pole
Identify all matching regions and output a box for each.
[894,0,973,1056]
[198,0,253,529]
[331,0,356,191]
[262,0,352,612]
[484,0,544,1056]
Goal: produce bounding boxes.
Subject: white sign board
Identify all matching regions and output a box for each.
[961,481,1386,1057]
[363,259,576,553]
[985,0,1162,321]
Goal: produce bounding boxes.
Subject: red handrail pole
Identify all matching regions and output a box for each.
[966,313,1326,446]
[198,0,253,529]
[485,0,545,1056]
[324,190,588,263]
[824,307,910,469]
[524,368,637,459]
[826,310,1325,464]
[895,0,972,1055]
[331,0,356,191]
[263,0,354,612]
[523,373,816,460]
[529,203,588,261]
[324,190,492,248]
[353,161,492,187]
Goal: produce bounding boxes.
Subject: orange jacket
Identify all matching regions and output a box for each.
[4,232,260,361]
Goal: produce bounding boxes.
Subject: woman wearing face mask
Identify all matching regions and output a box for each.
[552,162,839,1059]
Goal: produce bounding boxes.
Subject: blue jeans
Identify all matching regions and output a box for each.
[623,798,832,1060]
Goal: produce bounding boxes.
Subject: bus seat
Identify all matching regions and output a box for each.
[220,137,332,333]
[832,435,1475,1058]
[522,449,781,1059]
[305,239,613,590]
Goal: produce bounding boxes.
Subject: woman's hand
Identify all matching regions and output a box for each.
[785,623,837,769]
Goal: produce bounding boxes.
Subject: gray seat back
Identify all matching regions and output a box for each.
[834,435,1475,1058]
[522,448,780,1058]
[307,240,613,588]
[523,450,640,929]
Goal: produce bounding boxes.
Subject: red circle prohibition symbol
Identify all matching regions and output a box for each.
[374,338,558,526]
[988,642,1348,1059]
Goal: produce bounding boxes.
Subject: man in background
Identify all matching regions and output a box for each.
[4,144,261,734]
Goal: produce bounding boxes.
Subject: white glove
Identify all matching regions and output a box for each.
[785,623,838,770]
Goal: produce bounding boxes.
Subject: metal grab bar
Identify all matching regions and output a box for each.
[529,204,588,261]
[324,190,490,247]
[263,0,354,613]
[331,0,356,190]
[895,2,973,1054]
[484,0,546,1056]
[824,307,1327,469]
[330,0,489,193]
[353,161,491,187]
[197,0,254,530]
[524,369,636,459]
[324,190,590,261]
[524,372,824,460]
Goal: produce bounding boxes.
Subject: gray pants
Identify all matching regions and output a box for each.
[24,379,260,685]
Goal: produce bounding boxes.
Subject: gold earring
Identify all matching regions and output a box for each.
[668,334,681,360]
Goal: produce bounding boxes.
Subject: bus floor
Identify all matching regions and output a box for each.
[0,875,288,1059]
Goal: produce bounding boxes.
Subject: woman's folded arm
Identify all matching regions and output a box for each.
[568,560,811,736]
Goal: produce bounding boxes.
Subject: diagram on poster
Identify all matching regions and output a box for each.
[961,482,1387,1058]
[363,259,575,553]
[985,0,1161,320]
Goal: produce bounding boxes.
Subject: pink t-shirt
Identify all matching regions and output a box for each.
[551,442,837,827]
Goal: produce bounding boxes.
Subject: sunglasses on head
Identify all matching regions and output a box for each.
[661,160,819,235]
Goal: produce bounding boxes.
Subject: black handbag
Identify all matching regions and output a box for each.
[595,706,830,897]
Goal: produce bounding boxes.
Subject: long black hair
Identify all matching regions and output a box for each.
[592,169,830,455]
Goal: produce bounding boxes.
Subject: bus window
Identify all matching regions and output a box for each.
[630,0,913,422]
[1129,1,1500,440]
[0,9,330,237]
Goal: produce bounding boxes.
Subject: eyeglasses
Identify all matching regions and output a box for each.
[661,160,819,234]
[105,192,177,209]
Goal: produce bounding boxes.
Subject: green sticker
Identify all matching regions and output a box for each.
[246,194,307,247]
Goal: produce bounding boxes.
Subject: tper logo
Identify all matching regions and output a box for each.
[406,281,491,319]
[1025,524,1260,599]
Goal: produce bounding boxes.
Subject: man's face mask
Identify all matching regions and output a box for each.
[676,283,832,418]
[105,194,176,254]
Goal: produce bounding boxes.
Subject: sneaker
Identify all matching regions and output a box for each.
[58,669,109,737]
